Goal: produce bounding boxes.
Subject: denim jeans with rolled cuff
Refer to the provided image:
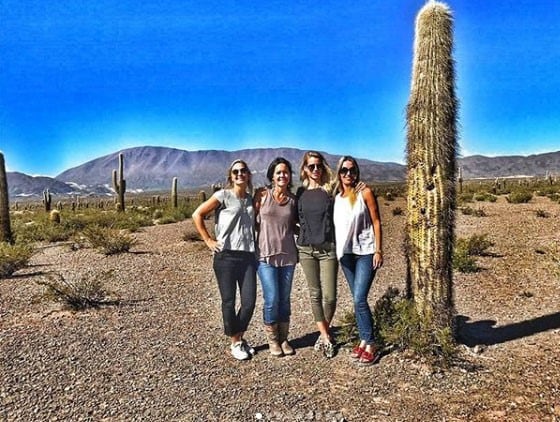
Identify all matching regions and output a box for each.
[257,262,295,325]
[339,253,376,344]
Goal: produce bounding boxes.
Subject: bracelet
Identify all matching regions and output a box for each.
[374,251,383,255]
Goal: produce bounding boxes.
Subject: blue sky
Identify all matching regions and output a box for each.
[1,0,559,176]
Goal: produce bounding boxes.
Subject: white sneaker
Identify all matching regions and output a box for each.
[231,341,250,360]
[242,339,256,356]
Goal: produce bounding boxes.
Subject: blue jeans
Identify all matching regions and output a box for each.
[257,262,295,325]
[339,254,376,344]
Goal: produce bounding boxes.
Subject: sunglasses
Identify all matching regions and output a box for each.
[339,167,357,176]
[306,163,323,171]
[232,168,248,176]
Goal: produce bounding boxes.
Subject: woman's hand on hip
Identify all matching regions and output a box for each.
[205,238,223,253]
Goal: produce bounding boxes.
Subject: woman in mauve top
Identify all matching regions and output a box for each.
[254,157,298,357]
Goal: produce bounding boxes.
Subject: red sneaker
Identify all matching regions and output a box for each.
[358,348,381,365]
[350,345,365,359]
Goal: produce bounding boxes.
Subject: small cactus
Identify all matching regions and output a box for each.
[0,152,13,244]
[49,209,61,224]
[112,152,126,212]
[198,190,207,202]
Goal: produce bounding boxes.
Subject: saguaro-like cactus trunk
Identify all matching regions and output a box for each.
[43,188,52,212]
[405,1,458,327]
[112,153,126,212]
[0,152,13,244]
[171,177,178,208]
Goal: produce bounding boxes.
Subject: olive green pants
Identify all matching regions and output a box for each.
[297,242,338,323]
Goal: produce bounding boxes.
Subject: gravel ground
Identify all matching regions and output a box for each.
[1,196,559,421]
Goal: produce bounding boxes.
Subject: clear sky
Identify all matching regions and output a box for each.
[1,0,559,176]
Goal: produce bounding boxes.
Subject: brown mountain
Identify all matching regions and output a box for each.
[6,147,560,198]
[54,146,406,190]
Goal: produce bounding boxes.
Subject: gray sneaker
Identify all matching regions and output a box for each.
[230,341,250,360]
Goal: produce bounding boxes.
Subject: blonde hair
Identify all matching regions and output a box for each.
[225,159,253,192]
[299,151,334,192]
[333,155,361,206]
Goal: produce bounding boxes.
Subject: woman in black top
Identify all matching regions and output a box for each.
[296,151,338,358]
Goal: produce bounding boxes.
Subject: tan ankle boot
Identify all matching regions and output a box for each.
[278,322,295,355]
[264,324,283,356]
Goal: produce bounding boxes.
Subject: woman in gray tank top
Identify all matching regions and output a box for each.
[192,159,257,361]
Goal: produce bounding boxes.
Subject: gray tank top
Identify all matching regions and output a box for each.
[214,189,255,253]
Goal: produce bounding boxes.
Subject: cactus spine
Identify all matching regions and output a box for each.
[43,188,52,212]
[171,177,178,208]
[405,1,458,326]
[0,152,13,244]
[112,153,126,212]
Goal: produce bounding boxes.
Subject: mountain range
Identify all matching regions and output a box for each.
[6,146,560,198]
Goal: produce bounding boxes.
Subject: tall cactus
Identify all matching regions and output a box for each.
[43,188,52,212]
[405,1,458,326]
[0,152,13,244]
[171,177,178,208]
[112,152,126,212]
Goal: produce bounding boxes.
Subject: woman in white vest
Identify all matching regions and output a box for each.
[333,156,383,365]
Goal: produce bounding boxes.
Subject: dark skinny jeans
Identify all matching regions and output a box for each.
[213,250,257,337]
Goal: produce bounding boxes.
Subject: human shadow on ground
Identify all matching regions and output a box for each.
[456,312,560,347]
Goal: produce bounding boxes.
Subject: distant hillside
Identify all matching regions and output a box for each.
[6,147,560,198]
[55,146,406,191]
[6,172,112,199]
[459,151,560,178]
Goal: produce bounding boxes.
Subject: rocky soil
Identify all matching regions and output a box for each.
[1,196,559,421]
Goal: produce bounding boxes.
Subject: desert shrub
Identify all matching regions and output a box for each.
[473,191,497,202]
[82,225,136,255]
[12,216,75,243]
[153,209,164,219]
[384,192,395,201]
[506,190,532,204]
[453,234,494,273]
[457,192,474,204]
[38,271,113,310]
[535,209,549,218]
[457,234,494,256]
[157,207,193,225]
[392,207,404,216]
[372,287,456,364]
[0,242,34,278]
[460,206,486,217]
[452,248,479,273]
[548,193,560,202]
[336,310,359,346]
